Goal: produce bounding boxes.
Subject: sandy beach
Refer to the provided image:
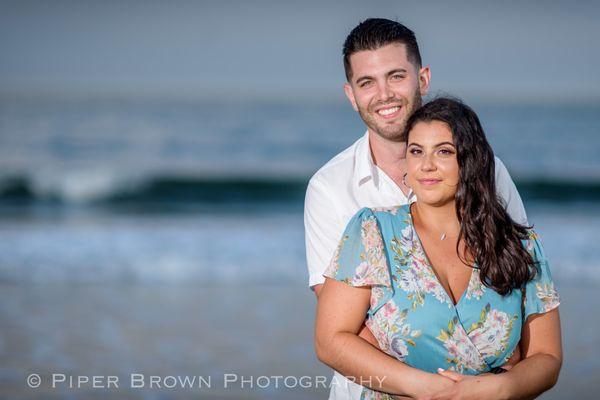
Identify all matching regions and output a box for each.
[0,278,597,399]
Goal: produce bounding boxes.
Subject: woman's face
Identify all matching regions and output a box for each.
[406,120,460,207]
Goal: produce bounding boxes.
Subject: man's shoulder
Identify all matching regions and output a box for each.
[308,135,365,188]
[493,155,512,182]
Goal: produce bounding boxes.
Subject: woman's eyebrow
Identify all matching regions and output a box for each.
[407,141,455,148]
[434,141,455,147]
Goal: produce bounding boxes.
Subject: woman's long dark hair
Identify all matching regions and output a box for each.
[404,97,535,295]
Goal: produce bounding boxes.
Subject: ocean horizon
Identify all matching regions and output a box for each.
[1,96,599,399]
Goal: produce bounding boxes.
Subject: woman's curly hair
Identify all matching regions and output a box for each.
[404,97,536,295]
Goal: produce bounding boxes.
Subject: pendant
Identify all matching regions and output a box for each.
[440,233,446,240]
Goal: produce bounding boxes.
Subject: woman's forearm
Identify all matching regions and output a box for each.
[315,330,452,397]
[496,353,562,399]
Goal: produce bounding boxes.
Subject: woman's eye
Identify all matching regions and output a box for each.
[439,148,455,155]
[409,148,422,155]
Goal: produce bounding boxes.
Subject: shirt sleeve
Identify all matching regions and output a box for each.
[523,231,560,322]
[495,157,528,225]
[323,207,392,285]
[304,176,345,289]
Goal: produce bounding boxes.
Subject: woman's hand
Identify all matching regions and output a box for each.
[428,369,503,400]
[392,372,455,400]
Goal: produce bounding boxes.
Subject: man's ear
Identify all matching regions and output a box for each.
[344,82,359,112]
[418,65,431,96]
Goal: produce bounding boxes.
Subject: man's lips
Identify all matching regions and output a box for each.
[418,179,442,186]
[375,105,402,119]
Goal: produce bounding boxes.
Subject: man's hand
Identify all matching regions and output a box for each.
[501,345,521,371]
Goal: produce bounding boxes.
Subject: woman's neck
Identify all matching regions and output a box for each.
[411,201,461,238]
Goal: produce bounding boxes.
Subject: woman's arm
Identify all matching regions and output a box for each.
[499,308,562,399]
[315,277,454,398]
[433,308,562,400]
[315,283,382,348]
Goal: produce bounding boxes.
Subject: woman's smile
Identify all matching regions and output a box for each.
[417,178,442,186]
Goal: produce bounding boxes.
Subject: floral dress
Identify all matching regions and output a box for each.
[324,205,560,400]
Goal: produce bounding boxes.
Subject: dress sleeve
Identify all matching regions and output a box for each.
[323,208,394,314]
[523,230,560,322]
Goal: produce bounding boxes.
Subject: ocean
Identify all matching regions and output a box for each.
[0,97,599,284]
[1,97,599,399]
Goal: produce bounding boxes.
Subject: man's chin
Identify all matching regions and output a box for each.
[373,124,406,141]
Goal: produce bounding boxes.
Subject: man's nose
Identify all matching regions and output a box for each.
[376,81,394,101]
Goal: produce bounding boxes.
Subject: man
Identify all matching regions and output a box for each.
[304,18,527,400]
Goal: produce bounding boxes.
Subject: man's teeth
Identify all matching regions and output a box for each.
[378,106,399,116]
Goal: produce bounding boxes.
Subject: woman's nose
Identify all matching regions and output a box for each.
[421,153,436,171]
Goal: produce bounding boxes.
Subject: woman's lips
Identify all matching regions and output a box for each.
[418,179,442,186]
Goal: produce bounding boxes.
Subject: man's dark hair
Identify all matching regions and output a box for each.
[343,18,422,81]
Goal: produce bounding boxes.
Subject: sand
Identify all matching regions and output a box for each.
[0,279,597,399]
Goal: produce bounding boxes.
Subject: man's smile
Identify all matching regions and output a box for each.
[375,105,402,119]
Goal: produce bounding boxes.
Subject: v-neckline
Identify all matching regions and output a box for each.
[407,203,474,307]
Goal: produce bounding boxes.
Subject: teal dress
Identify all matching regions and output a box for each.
[324,205,560,400]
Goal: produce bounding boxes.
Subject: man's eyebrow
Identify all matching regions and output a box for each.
[387,68,408,76]
[355,75,374,85]
[355,69,408,85]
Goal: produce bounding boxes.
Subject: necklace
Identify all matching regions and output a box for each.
[412,203,451,241]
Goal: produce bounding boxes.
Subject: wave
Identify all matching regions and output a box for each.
[0,173,309,207]
[1,173,600,207]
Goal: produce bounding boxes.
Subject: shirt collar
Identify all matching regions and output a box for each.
[355,131,381,188]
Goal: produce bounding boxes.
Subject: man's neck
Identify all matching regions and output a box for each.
[368,130,408,188]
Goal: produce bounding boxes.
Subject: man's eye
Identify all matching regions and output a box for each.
[391,74,404,80]
[360,81,373,88]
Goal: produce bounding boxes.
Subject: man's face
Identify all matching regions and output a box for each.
[344,43,430,142]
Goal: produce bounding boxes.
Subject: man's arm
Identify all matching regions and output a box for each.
[495,157,528,225]
[304,178,380,346]
[304,177,343,294]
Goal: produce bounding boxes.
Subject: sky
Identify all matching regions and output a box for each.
[1,0,600,102]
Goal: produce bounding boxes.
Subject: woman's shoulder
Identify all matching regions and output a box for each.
[369,204,411,227]
[521,228,547,261]
[369,204,411,218]
[346,205,411,235]
[352,205,412,236]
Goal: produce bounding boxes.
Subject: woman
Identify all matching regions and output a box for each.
[315,98,562,399]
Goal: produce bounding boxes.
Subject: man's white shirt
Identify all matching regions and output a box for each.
[304,131,527,400]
